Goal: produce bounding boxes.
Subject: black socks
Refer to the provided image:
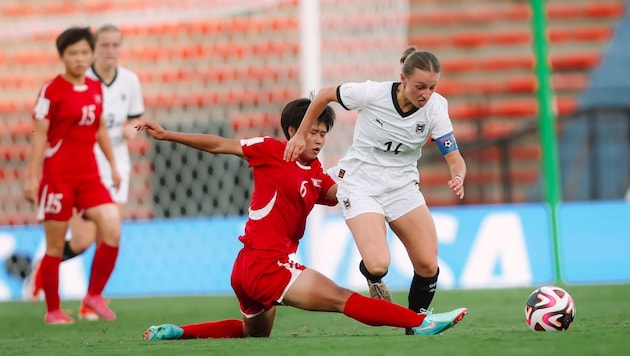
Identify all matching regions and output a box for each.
[408,268,439,312]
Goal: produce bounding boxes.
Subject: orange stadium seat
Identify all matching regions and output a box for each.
[0,143,29,161]
[480,56,534,71]
[441,58,477,73]
[552,73,588,92]
[449,102,490,120]
[2,3,37,17]
[572,26,614,42]
[548,28,573,43]
[556,97,578,116]
[451,32,490,48]
[503,3,530,21]
[585,1,626,19]
[461,8,500,24]
[551,52,600,70]
[489,99,537,118]
[408,34,448,49]
[0,167,21,182]
[491,30,531,45]
[505,76,537,93]
[7,120,34,139]
[546,3,584,19]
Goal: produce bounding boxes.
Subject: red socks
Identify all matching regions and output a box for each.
[181,319,245,339]
[40,254,62,312]
[343,293,425,328]
[87,243,119,296]
[173,294,424,339]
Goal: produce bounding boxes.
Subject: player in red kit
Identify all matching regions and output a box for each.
[23,27,121,324]
[138,98,467,340]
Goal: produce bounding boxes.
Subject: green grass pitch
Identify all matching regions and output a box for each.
[1,284,629,355]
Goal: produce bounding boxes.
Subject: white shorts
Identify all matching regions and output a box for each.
[95,143,131,204]
[336,181,426,222]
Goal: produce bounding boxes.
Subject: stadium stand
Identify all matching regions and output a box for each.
[0,0,626,223]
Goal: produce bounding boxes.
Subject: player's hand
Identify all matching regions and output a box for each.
[283,134,306,161]
[448,176,465,199]
[111,168,122,189]
[135,121,167,140]
[23,176,39,204]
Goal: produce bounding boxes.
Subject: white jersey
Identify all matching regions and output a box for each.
[86,65,144,203]
[329,80,453,196]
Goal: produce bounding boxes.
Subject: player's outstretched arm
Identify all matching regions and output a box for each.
[136,121,245,158]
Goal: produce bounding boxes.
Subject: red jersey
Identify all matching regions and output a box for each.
[239,137,336,254]
[33,75,103,179]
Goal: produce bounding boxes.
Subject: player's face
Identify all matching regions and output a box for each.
[298,122,328,164]
[94,30,122,68]
[401,68,440,108]
[62,39,94,78]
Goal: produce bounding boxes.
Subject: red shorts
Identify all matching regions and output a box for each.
[37,176,113,221]
[231,248,305,318]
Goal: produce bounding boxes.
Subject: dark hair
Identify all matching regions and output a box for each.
[56,27,95,56]
[400,46,441,77]
[280,98,335,140]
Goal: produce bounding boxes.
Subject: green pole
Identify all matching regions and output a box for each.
[530,0,563,283]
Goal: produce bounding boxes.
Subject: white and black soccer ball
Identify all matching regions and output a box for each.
[525,285,575,331]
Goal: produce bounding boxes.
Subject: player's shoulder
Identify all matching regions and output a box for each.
[38,75,66,96]
[353,80,393,90]
[241,136,281,150]
[428,92,448,108]
[116,66,141,81]
[85,76,102,90]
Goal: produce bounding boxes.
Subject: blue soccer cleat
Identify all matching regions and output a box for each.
[410,307,468,335]
[144,324,184,340]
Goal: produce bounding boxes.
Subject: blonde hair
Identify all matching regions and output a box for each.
[400,46,441,76]
[94,23,122,42]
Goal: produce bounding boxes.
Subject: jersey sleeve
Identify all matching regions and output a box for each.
[33,81,53,121]
[337,81,372,111]
[241,136,279,167]
[429,94,454,139]
[127,71,145,118]
[316,172,337,206]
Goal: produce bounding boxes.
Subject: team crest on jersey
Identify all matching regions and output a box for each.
[94,94,102,104]
[338,169,345,179]
[416,123,426,133]
[311,178,322,188]
[343,198,351,209]
[121,93,127,101]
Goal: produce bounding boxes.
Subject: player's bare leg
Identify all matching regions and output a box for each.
[283,268,466,334]
[345,213,392,301]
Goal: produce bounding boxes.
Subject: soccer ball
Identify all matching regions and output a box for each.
[524,285,575,331]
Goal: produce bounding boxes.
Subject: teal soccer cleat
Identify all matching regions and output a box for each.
[410,307,468,335]
[144,324,184,340]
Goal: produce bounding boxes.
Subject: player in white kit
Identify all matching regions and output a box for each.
[26,24,145,320]
[284,46,467,334]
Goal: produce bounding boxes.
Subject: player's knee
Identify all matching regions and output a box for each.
[413,260,439,277]
[362,258,390,277]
